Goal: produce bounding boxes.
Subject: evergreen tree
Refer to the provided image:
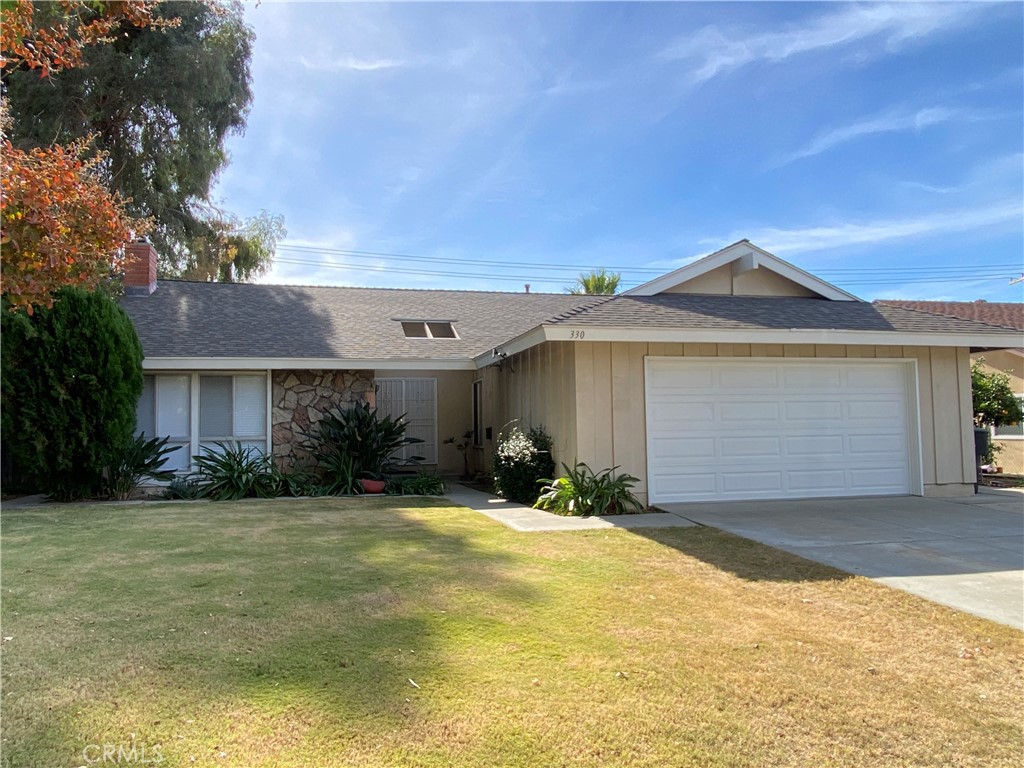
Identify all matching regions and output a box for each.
[1,288,144,500]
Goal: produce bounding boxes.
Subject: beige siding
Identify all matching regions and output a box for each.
[662,263,819,297]
[562,343,976,505]
[481,341,577,474]
[375,369,474,474]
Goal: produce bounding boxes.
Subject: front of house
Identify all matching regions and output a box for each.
[120,240,1021,506]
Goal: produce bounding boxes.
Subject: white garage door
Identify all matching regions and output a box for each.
[645,359,916,503]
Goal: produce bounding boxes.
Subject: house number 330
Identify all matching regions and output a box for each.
[569,330,586,340]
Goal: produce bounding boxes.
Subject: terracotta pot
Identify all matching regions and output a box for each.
[359,478,386,494]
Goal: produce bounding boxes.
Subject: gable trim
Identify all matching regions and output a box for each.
[624,241,860,302]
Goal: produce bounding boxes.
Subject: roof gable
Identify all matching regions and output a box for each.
[624,241,859,302]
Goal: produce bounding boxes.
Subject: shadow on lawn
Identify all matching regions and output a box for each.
[0,498,541,765]
[636,526,854,584]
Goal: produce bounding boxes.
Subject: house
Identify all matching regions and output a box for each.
[875,300,1024,475]
[119,240,1022,505]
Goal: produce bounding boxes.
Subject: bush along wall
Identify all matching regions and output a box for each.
[1,288,144,500]
[493,425,555,505]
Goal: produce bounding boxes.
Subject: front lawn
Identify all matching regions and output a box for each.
[1,499,1021,767]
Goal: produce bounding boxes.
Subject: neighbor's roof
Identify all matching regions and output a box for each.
[545,294,1019,334]
[874,300,1024,331]
[120,280,602,360]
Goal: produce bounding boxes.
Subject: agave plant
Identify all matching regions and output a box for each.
[105,434,181,500]
[308,403,424,482]
[192,442,282,500]
[534,462,643,516]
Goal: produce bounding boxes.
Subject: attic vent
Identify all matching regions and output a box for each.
[398,320,459,339]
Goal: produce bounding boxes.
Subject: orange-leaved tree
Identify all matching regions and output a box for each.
[0,0,165,76]
[1,130,141,312]
[1,0,161,312]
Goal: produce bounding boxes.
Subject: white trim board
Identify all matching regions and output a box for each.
[142,357,476,372]
[538,325,1022,350]
[624,241,860,301]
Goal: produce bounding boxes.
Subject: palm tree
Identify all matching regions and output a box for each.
[568,268,621,295]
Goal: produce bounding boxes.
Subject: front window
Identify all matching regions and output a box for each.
[135,375,191,471]
[136,373,269,471]
[199,375,268,455]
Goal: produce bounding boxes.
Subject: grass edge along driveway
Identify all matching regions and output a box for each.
[1,497,1021,767]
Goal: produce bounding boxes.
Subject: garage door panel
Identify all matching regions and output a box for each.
[785,400,843,420]
[646,359,914,503]
[722,472,783,493]
[720,436,780,458]
[782,366,842,390]
[846,366,905,389]
[785,434,846,457]
[720,401,780,422]
[651,436,714,459]
[652,471,717,496]
[786,469,847,493]
[848,467,908,493]
[719,366,779,388]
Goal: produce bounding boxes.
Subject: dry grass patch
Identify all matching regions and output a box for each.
[1,498,1021,767]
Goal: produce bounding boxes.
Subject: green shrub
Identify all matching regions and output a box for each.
[319,451,362,496]
[192,442,282,500]
[0,288,144,500]
[534,462,643,516]
[385,473,445,496]
[493,425,554,505]
[164,475,205,500]
[308,403,424,481]
[104,434,180,500]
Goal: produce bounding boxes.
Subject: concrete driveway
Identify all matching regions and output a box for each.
[657,488,1024,629]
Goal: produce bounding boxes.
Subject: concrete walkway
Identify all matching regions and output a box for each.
[657,489,1024,629]
[443,483,696,532]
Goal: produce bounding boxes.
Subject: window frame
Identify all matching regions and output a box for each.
[137,371,272,472]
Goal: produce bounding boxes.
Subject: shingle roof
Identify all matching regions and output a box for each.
[121,282,1019,363]
[546,294,1018,334]
[874,300,1024,331]
[120,280,602,360]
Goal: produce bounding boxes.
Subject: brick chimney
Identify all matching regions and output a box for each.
[124,240,158,295]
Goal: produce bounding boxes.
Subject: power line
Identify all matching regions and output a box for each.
[273,256,1016,288]
[275,243,1019,279]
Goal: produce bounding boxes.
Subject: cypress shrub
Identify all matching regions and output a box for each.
[1,288,144,500]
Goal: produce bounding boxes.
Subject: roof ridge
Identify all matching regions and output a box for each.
[151,279,586,298]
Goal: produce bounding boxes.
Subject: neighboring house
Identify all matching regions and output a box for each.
[120,240,1021,505]
[876,300,1024,475]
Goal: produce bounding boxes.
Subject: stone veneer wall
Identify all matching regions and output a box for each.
[271,370,375,470]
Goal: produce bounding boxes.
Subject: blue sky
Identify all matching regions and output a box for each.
[213,1,1024,300]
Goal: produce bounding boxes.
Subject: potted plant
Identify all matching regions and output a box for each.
[443,430,474,480]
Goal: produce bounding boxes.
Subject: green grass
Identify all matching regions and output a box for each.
[1,498,1021,767]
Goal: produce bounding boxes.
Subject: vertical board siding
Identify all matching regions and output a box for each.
[905,347,937,485]
[929,346,965,484]
[956,347,976,482]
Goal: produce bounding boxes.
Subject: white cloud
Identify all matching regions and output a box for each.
[661,3,988,85]
[777,106,993,165]
[298,54,404,72]
[698,200,1023,256]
